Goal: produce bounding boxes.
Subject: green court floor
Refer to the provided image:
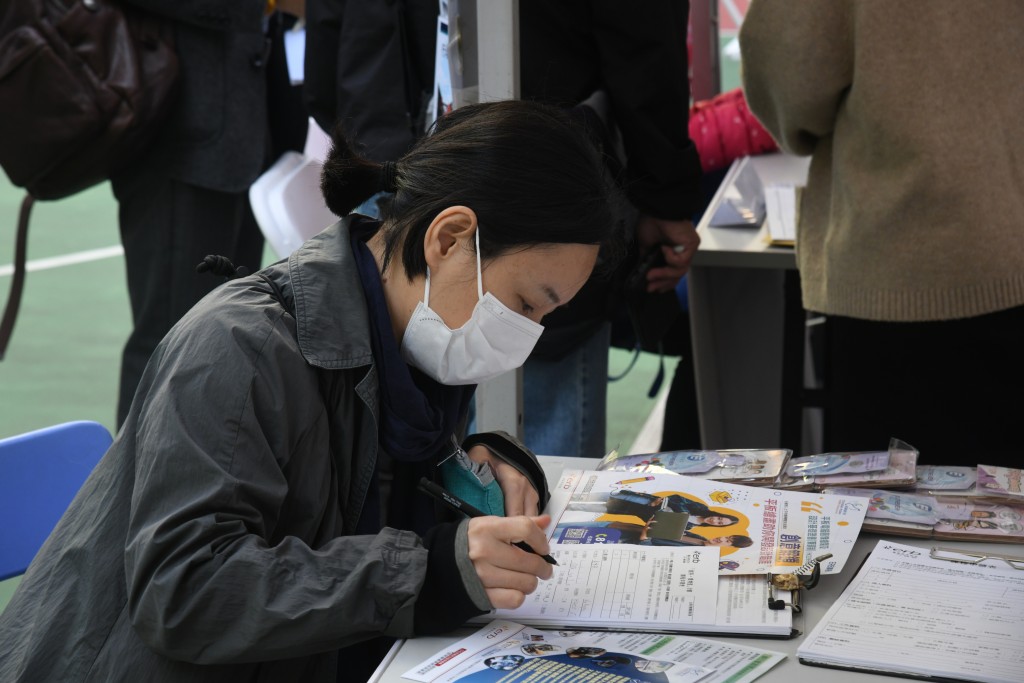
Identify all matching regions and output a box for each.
[0,175,668,449]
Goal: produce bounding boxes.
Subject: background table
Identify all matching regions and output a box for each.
[688,154,813,454]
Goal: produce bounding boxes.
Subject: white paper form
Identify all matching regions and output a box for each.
[798,540,1024,683]
[492,545,720,631]
[711,575,793,636]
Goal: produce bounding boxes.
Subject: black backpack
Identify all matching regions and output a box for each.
[0,0,178,358]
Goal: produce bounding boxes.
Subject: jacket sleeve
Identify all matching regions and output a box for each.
[590,0,703,219]
[303,0,344,133]
[738,0,854,156]
[122,304,426,664]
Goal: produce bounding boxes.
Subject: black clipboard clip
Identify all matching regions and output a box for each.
[929,546,1024,570]
[766,553,833,613]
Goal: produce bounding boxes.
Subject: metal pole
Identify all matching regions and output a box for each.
[468,0,524,438]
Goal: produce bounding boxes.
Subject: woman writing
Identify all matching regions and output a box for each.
[0,101,622,681]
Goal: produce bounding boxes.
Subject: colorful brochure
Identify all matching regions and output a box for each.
[403,620,787,683]
[546,469,867,575]
[599,449,791,486]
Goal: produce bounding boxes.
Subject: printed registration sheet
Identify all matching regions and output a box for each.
[798,540,1024,683]
[491,545,720,631]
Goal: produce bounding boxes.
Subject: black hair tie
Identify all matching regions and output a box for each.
[380,160,398,192]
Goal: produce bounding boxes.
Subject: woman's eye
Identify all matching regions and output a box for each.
[521,299,535,314]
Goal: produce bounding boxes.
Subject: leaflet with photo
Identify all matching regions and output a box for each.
[912,465,977,494]
[403,620,787,683]
[785,451,889,477]
[546,469,866,575]
[776,440,918,491]
[598,449,791,486]
[821,487,1024,543]
[975,464,1024,504]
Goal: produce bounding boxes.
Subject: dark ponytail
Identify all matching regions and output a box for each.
[319,121,386,217]
[321,100,628,278]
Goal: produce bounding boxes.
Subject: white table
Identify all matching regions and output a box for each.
[688,154,812,454]
[369,456,1019,682]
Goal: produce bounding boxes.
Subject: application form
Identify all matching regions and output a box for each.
[491,545,720,631]
[799,540,1024,683]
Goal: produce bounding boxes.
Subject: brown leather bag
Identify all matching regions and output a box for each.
[0,0,178,358]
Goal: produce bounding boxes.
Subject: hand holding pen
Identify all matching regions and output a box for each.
[418,478,558,565]
[418,478,557,610]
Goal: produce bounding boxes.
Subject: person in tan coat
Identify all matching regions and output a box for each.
[740,0,1024,465]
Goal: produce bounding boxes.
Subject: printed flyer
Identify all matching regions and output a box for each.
[598,449,791,486]
[546,470,867,575]
[403,620,786,683]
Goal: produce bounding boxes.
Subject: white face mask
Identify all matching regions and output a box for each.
[400,229,545,385]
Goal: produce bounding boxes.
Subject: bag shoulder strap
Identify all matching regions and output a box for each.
[0,194,35,360]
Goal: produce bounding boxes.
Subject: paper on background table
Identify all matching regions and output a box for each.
[403,620,787,683]
[763,183,798,245]
[283,28,305,85]
[709,157,766,228]
[798,539,1024,683]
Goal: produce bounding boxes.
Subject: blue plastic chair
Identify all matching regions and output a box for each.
[0,421,112,581]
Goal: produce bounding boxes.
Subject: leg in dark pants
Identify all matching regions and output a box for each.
[824,306,1024,467]
[113,165,264,426]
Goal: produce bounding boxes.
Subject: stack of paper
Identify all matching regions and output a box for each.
[478,545,795,637]
[474,469,869,638]
[763,182,800,246]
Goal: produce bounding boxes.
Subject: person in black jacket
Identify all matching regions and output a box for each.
[517,0,703,457]
[304,0,436,163]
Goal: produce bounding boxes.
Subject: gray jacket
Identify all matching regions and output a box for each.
[0,221,454,681]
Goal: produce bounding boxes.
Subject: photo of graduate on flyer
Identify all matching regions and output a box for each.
[545,470,869,574]
[555,488,753,554]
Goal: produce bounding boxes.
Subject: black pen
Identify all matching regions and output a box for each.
[417,477,558,566]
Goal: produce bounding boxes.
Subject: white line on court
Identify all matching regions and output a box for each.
[0,245,124,278]
[627,386,669,455]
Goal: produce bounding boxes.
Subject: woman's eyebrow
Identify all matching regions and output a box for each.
[541,285,561,306]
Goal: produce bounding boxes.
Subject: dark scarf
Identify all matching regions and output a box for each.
[349,217,474,533]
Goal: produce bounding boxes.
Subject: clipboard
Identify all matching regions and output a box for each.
[928,546,1024,570]
[797,541,1024,683]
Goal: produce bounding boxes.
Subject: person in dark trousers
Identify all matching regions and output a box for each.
[741,0,1024,465]
[112,1,308,427]
[0,101,624,682]
[517,0,704,457]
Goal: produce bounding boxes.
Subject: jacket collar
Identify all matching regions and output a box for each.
[286,216,375,369]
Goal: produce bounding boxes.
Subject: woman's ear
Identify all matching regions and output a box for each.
[423,206,479,269]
